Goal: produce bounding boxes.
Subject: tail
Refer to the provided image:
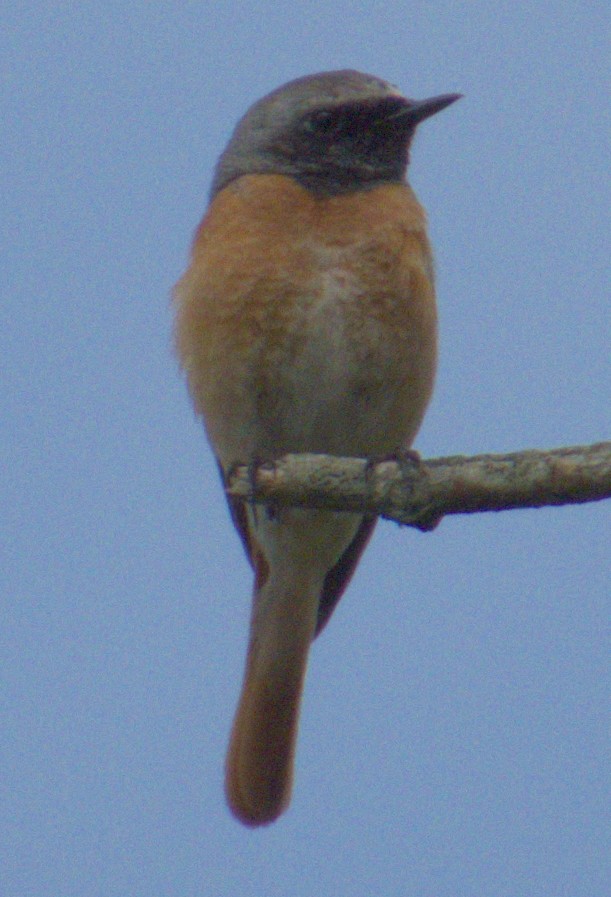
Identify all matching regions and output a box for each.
[224,565,319,826]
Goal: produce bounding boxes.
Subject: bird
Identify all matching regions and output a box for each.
[174,70,460,827]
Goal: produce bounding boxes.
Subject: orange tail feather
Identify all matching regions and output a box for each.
[225,575,318,826]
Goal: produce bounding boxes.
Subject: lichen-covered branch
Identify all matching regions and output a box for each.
[226,442,611,530]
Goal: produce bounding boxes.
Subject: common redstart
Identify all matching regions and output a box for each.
[174,70,460,826]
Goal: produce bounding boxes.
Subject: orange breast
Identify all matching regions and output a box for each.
[174,174,437,467]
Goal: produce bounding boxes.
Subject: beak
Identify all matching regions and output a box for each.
[399,92,462,126]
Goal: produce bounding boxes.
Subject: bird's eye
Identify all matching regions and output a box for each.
[304,110,336,133]
[312,110,334,127]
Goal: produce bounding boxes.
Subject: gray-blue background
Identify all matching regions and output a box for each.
[3,3,609,895]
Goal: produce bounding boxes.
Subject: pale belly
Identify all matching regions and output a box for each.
[199,263,435,466]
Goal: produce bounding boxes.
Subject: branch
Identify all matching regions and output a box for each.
[226,442,611,530]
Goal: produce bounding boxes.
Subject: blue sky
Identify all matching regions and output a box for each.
[3,3,609,895]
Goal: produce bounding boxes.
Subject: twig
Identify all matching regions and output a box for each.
[226,442,611,530]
